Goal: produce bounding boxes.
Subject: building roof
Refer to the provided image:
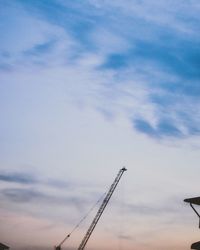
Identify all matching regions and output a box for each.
[184,197,200,205]
[0,243,9,249]
[191,241,200,250]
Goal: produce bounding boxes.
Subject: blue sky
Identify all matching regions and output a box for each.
[0,1,200,250]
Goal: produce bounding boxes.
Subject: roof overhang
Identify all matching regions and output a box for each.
[191,241,200,250]
[0,243,9,250]
[184,197,200,206]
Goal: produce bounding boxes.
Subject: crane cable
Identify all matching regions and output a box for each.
[57,191,107,247]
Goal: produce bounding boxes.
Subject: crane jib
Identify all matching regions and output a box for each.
[55,167,127,250]
[77,167,127,250]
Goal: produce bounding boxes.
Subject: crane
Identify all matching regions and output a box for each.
[55,167,127,250]
[77,167,127,250]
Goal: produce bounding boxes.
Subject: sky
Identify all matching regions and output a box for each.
[0,0,200,249]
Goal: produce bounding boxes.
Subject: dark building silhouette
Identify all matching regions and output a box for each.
[0,243,9,250]
[184,196,200,250]
[191,241,200,250]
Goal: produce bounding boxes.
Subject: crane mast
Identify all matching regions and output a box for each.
[77,167,127,250]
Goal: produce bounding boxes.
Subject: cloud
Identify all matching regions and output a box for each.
[0,63,13,72]
[107,40,200,81]
[124,202,179,216]
[2,188,41,203]
[118,234,132,240]
[0,171,103,210]
[0,171,72,190]
[1,0,200,143]
[86,0,200,35]
[1,187,87,208]
[134,119,157,138]
[23,40,56,57]
[0,170,105,222]
[133,118,184,138]
[119,197,187,227]
[0,1,77,69]
[0,173,37,184]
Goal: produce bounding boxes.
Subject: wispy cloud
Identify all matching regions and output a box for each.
[0,172,37,184]
[2,188,42,203]
[0,170,105,215]
[1,187,86,208]
[0,171,74,190]
[8,0,198,140]
[124,201,180,217]
[133,118,184,139]
[23,40,56,57]
[118,234,132,241]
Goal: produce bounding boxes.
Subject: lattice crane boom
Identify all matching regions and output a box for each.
[77,167,127,250]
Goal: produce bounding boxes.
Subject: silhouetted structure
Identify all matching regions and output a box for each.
[55,167,127,250]
[184,197,200,228]
[0,243,9,250]
[184,196,200,250]
[191,241,200,250]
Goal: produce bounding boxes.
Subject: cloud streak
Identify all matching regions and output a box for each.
[0,172,37,184]
[11,0,200,140]
[0,171,72,190]
[1,187,86,208]
[1,0,200,142]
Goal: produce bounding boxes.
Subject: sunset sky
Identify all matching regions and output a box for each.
[0,1,200,250]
